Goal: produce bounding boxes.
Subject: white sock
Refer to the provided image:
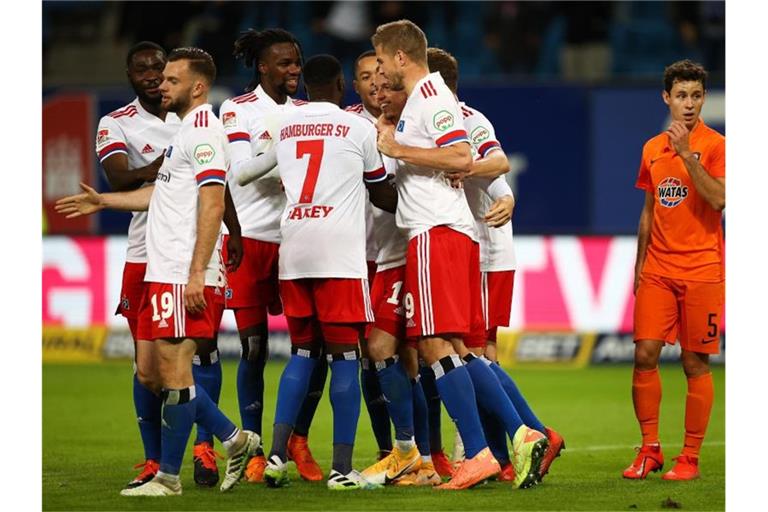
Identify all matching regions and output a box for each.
[155,471,180,484]
[222,428,242,454]
[421,455,432,464]
[395,438,415,452]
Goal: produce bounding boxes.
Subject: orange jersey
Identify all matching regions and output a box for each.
[635,119,725,282]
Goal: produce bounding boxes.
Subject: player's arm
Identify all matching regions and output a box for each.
[222,184,243,272]
[377,123,472,173]
[634,191,654,294]
[234,147,279,186]
[483,176,515,227]
[667,121,725,211]
[467,150,509,179]
[186,183,226,314]
[366,177,398,213]
[102,153,164,192]
[362,125,397,213]
[54,182,154,217]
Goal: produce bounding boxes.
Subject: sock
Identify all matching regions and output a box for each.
[419,365,443,453]
[432,355,487,459]
[270,351,318,459]
[360,358,393,452]
[236,334,267,434]
[411,378,431,457]
[159,386,197,476]
[194,385,238,444]
[192,351,222,445]
[682,372,714,458]
[479,407,510,466]
[293,355,328,437]
[464,354,524,439]
[329,353,361,473]
[632,367,662,445]
[376,357,415,442]
[489,361,546,433]
[133,373,162,461]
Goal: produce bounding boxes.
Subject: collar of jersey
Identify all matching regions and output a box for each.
[182,103,213,123]
[255,84,294,108]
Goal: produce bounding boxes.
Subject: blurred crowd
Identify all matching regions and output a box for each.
[43,1,724,86]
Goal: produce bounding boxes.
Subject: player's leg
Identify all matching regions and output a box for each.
[191,335,223,487]
[663,279,722,481]
[418,362,452,477]
[288,347,327,482]
[359,337,393,459]
[624,273,677,479]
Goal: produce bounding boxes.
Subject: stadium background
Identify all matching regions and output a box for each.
[41,2,726,510]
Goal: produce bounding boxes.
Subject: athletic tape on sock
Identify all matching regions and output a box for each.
[327,349,360,363]
[431,354,463,379]
[161,386,196,405]
[374,354,399,371]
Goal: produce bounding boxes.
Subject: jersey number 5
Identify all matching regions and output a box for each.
[297,139,325,203]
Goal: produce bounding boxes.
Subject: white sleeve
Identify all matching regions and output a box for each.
[467,111,503,159]
[235,146,279,186]
[95,116,128,163]
[485,176,513,200]
[219,100,253,165]
[420,91,470,148]
[186,126,228,187]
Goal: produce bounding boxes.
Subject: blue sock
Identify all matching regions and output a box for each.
[479,407,510,466]
[293,355,328,436]
[432,355,487,459]
[274,352,318,426]
[411,378,430,457]
[192,354,222,444]
[464,355,524,439]
[329,356,361,446]
[236,335,267,434]
[490,362,547,433]
[159,387,197,475]
[419,365,443,453]
[194,385,238,443]
[376,358,414,441]
[360,359,393,452]
[133,373,162,461]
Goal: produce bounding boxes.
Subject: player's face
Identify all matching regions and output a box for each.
[127,49,166,106]
[663,80,705,130]
[159,60,195,115]
[375,45,405,91]
[376,72,407,123]
[261,42,301,96]
[354,56,379,112]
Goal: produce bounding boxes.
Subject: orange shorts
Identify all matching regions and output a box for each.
[633,272,724,354]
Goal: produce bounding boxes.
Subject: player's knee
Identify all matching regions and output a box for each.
[398,346,419,379]
[240,324,269,365]
[136,367,161,394]
[634,341,661,370]
[681,350,709,377]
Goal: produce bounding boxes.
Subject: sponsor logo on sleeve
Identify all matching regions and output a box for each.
[396,120,405,133]
[471,125,490,145]
[657,176,689,208]
[194,143,216,165]
[432,110,455,132]
[222,111,237,128]
[96,129,109,148]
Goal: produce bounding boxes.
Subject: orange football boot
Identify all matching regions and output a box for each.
[287,434,323,481]
[193,441,223,487]
[662,455,700,481]
[431,450,455,478]
[126,459,159,489]
[498,462,516,482]
[435,448,501,490]
[244,454,267,483]
[538,427,565,481]
[622,444,664,479]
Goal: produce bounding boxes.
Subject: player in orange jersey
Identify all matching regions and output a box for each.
[623,60,724,482]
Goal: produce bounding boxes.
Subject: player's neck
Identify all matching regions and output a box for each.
[365,104,382,118]
[402,65,430,96]
[178,97,207,120]
[261,82,288,105]
[139,98,167,120]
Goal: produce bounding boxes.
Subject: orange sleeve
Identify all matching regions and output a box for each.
[705,137,725,178]
[634,144,652,191]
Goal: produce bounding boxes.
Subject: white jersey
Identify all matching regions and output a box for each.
[144,104,228,287]
[373,155,408,271]
[460,102,516,271]
[346,103,381,262]
[274,102,386,279]
[95,98,181,263]
[393,72,476,241]
[219,85,308,242]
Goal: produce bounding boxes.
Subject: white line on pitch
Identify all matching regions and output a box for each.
[566,440,725,452]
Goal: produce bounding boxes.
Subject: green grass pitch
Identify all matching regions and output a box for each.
[43,361,724,510]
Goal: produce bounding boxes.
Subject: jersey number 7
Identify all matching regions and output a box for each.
[297,139,325,203]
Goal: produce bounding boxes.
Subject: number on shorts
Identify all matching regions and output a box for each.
[386,281,403,305]
[707,312,718,338]
[151,292,174,322]
[404,292,415,319]
[297,139,325,203]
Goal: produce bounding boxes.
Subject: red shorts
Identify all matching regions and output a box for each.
[369,265,407,340]
[115,262,147,320]
[222,236,281,312]
[404,226,480,340]
[464,243,486,348]
[634,273,723,355]
[279,278,374,324]
[137,283,225,341]
[367,260,378,285]
[482,270,515,331]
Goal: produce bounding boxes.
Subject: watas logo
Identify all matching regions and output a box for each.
[657,176,689,208]
[432,110,455,132]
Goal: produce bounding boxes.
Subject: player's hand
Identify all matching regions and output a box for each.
[184,271,207,315]
[445,170,468,187]
[376,113,394,128]
[485,195,514,227]
[54,182,105,218]
[666,120,691,157]
[143,154,164,183]
[377,124,400,157]
[226,233,243,273]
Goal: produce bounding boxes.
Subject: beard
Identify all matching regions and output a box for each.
[387,70,405,92]
[162,95,189,115]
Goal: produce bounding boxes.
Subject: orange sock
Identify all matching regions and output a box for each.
[682,372,714,458]
[632,368,661,445]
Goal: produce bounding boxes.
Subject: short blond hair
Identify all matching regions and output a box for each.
[371,19,427,66]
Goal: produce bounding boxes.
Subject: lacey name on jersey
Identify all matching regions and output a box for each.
[280,123,351,140]
[657,176,689,208]
[287,204,334,220]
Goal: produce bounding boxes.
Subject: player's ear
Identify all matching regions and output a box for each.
[662,90,671,107]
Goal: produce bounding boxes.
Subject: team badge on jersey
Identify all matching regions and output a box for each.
[471,125,490,145]
[194,144,216,165]
[396,120,405,132]
[222,111,237,128]
[658,176,689,208]
[433,110,455,132]
[97,129,109,146]
[165,146,173,158]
